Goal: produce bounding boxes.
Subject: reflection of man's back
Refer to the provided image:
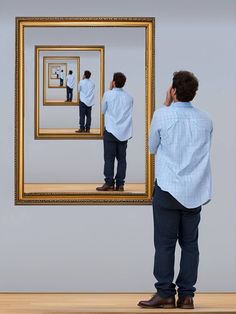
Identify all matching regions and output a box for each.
[79,79,95,106]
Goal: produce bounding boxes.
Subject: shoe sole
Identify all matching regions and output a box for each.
[96,188,115,191]
[177,305,194,309]
[138,304,176,309]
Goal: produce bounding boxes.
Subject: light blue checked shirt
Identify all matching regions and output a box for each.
[102,88,133,141]
[79,78,95,107]
[149,102,213,208]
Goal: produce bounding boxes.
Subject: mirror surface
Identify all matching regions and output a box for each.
[35,46,104,138]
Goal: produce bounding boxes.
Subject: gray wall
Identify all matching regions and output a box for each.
[0,0,235,292]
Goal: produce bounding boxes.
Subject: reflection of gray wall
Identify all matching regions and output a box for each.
[0,0,236,293]
[39,51,101,128]
[24,27,146,183]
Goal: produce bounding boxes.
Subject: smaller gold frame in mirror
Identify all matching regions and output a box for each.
[47,61,68,89]
[35,46,105,139]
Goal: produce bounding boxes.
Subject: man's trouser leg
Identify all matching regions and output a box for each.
[79,101,86,130]
[153,183,201,298]
[115,140,127,186]
[85,106,92,130]
[103,130,116,186]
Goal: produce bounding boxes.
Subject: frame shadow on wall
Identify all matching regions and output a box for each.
[15,17,155,205]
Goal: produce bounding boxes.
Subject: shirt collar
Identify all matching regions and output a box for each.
[171,101,193,108]
[113,87,123,91]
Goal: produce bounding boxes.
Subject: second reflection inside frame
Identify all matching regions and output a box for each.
[25,27,146,194]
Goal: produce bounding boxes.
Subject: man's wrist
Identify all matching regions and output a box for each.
[164,101,171,106]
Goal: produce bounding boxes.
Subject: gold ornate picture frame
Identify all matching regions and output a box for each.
[48,62,67,88]
[35,45,104,139]
[44,56,80,104]
[15,17,155,205]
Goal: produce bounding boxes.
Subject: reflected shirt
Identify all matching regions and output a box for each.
[66,74,75,89]
[149,102,213,208]
[60,72,65,80]
[102,88,133,141]
[79,79,95,107]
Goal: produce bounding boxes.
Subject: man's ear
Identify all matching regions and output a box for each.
[171,87,176,96]
[112,81,116,88]
[171,88,178,102]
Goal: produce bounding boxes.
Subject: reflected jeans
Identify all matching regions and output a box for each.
[79,101,92,131]
[66,86,73,101]
[103,129,128,186]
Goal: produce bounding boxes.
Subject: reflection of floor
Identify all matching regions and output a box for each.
[39,128,101,135]
[44,100,78,105]
[0,293,235,313]
[24,183,146,194]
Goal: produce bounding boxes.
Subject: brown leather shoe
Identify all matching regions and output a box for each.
[116,185,124,191]
[177,296,194,309]
[96,183,114,191]
[138,293,175,309]
[75,129,85,133]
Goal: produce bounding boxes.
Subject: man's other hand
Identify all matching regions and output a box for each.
[164,86,173,106]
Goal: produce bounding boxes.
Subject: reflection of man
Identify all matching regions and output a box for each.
[138,71,213,310]
[65,70,75,102]
[56,68,60,79]
[60,70,64,86]
[76,70,95,133]
[96,72,133,192]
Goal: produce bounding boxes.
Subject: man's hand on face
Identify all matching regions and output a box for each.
[109,80,115,90]
[164,86,174,106]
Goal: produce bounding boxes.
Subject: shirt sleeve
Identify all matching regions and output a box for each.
[149,111,161,154]
[210,119,213,145]
[102,93,107,113]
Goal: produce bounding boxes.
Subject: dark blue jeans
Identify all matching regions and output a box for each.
[153,182,201,298]
[103,129,128,186]
[79,101,92,131]
[66,86,73,101]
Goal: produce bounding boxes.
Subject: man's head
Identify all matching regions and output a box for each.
[61,70,63,72]
[172,71,199,102]
[69,70,73,75]
[113,72,126,88]
[84,70,91,79]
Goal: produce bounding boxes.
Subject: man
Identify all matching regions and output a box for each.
[56,68,60,79]
[60,69,64,87]
[65,70,75,102]
[138,71,213,309]
[96,72,133,192]
[76,70,95,133]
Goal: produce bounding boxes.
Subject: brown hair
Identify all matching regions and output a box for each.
[84,70,91,79]
[172,71,199,102]
[113,72,126,88]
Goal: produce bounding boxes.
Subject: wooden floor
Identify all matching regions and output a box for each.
[39,128,100,135]
[24,183,146,194]
[44,100,78,105]
[0,293,235,314]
